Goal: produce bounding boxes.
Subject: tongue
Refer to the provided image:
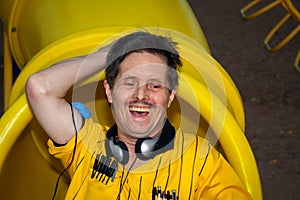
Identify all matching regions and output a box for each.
[131,111,148,117]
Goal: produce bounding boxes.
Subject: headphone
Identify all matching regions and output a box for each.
[105,119,175,165]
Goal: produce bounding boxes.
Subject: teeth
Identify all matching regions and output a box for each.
[129,107,150,112]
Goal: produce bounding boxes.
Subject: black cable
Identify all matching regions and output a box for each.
[127,188,131,200]
[137,176,142,199]
[164,160,171,191]
[152,157,162,188]
[198,143,210,176]
[177,130,184,195]
[52,103,79,200]
[188,136,198,199]
[116,156,138,200]
[118,166,125,197]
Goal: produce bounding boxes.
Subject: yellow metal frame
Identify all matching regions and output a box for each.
[263,12,295,52]
[240,0,285,20]
[264,0,300,52]
[294,50,300,72]
[240,0,299,53]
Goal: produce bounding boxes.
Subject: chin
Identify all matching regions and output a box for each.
[127,124,153,137]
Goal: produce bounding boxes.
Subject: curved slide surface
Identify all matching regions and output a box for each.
[0,0,262,199]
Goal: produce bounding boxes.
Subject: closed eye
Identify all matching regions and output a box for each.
[147,83,163,91]
[121,78,138,88]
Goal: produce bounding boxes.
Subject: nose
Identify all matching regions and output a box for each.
[132,84,149,101]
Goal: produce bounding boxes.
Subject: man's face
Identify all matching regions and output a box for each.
[104,52,177,139]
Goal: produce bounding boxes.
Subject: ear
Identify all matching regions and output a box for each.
[167,87,177,108]
[104,80,113,103]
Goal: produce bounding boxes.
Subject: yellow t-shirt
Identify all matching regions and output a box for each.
[48,118,251,199]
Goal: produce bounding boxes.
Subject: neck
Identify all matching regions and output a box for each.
[117,128,161,153]
[117,131,137,153]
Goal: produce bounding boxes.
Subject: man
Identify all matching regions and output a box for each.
[26,31,251,199]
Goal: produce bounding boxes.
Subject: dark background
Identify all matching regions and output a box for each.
[0,0,299,199]
[189,0,300,199]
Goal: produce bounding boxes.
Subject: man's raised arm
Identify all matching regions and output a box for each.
[25,44,111,144]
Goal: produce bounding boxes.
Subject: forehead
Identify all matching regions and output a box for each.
[119,52,169,79]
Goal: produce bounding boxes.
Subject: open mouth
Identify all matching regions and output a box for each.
[129,106,150,117]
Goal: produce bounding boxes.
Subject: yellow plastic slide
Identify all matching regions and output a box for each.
[0,0,262,199]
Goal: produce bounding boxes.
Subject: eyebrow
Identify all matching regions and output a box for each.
[120,76,138,81]
[125,76,137,79]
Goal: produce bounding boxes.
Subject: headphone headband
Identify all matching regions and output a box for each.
[105,119,175,165]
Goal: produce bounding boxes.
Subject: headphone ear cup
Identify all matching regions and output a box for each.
[115,140,129,164]
[135,137,158,160]
[105,136,129,165]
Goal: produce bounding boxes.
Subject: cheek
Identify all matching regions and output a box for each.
[152,92,170,107]
[112,88,131,104]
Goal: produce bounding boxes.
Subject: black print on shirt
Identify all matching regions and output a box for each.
[91,154,118,184]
